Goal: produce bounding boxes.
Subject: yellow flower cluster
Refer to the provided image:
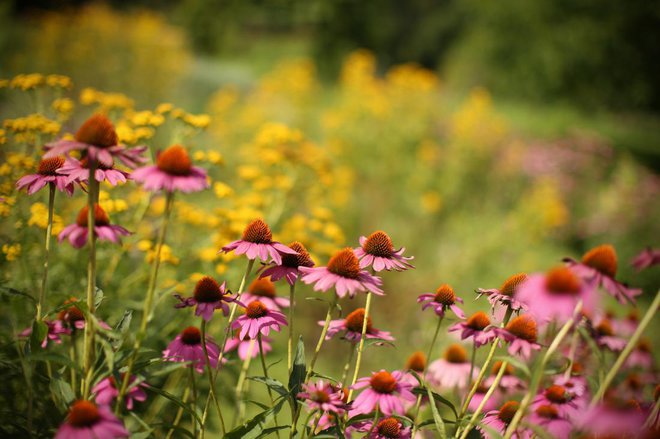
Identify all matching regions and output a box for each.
[27,203,65,235]
[2,243,21,261]
[80,88,134,112]
[99,191,128,213]
[137,240,180,265]
[3,114,61,143]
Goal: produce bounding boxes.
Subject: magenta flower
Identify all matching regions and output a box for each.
[477,273,528,312]
[625,338,653,368]
[259,241,315,286]
[55,400,128,439]
[324,308,394,343]
[221,218,298,265]
[132,144,208,193]
[578,399,646,438]
[56,298,111,332]
[427,344,479,390]
[531,384,582,421]
[553,375,588,399]
[349,417,412,439]
[417,284,465,319]
[591,317,627,352]
[16,156,76,195]
[241,277,289,311]
[563,244,642,304]
[92,374,147,410]
[354,231,414,272]
[45,113,145,168]
[299,248,383,298]
[231,300,287,340]
[492,315,541,359]
[351,370,415,416]
[479,401,530,439]
[469,384,500,413]
[449,311,496,347]
[224,332,272,360]
[528,405,572,439]
[484,361,525,392]
[174,276,239,321]
[298,380,347,415]
[59,157,129,186]
[163,326,221,373]
[20,318,70,348]
[59,204,131,248]
[631,247,660,272]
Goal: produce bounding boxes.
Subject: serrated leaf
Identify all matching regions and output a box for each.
[426,384,447,439]
[225,398,286,439]
[309,371,338,384]
[288,336,306,410]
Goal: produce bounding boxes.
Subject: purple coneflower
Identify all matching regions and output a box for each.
[528,405,572,439]
[222,218,298,265]
[531,384,581,420]
[354,231,414,272]
[427,344,479,390]
[591,317,627,352]
[131,145,208,193]
[231,300,287,340]
[449,311,496,347]
[299,248,383,298]
[469,383,500,413]
[484,361,525,392]
[479,401,530,439]
[55,400,128,439]
[404,351,426,374]
[564,244,642,304]
[323,308,394,342]
[298,380,347,415]
[417,284,465,319]
[553,374,588,399]
[162,326,220,373]
[241,277,289,311]
[224,331,272,360]
[59,157,129,186]
[57,298,111,331]
[20,318,70,348]
[477,273,528,313]
[45,113,145,168]
[492,315,541,359]
[16,156,75,195]
[578,398,647,438]
[259,241,315,286]
[631,247,660,272]
[59,204,131,248]
[350,417,412,439]
[174,276,238,321]
[351,370,415,416]
[92,374,147,410]
[626,338,653,368]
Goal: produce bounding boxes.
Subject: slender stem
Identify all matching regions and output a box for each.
[340,344,356,385]
[347,291,373,400]
[116,191,174,412]
[36,183,56,321]
[300,410,316,439]
[590,290,659,406]
[563,324,580,380]
[165,386,190,439]
[190,367,198,438]
[459,360,508,439]
[258,334,281,437]
[200,319,226,435]
[69,332,77,394]
[467,344,477,392]
[287,282,296,373]
[306,295,339,380]
[235,340,256,426]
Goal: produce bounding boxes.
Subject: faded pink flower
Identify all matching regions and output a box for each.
[174,276,240,321]
[131,145,208,193]
[16,156,76,195]
[448,311,496,347]
[59,157,129,186]
[92,374,147,410]
[259,241,315,286]
[427,344,479,390]
[55,400,128,439]
[492,315,541,359]
[351,370,415,416]
[59,204,131,248]
[162,326,220,373]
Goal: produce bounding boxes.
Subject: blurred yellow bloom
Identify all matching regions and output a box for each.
[215,263,227,275]
[52,98,75,117]
[46,74,73,89]
[156,103,174,114]
[213,181,233,199]
[10,73,45,90]
[137,240,152,251]
[238,165,260,180]
[421,191,442,213]
[183,113,211,129]
[2,243,21,261]
[198,247,219,262]
[27,203,64,234]
[146,244,179,265]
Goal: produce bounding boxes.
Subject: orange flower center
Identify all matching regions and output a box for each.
[544,267,581,295]
[38,156,65,175]
[67,400,101,427]
[498,401,520,424]
[248,278,277,298]
[75,114,118,148]
[241,219,272,244]
[596,319,614,337]
[433,284,456,305]
[281,241,314,268]
[75,204,110,227]
[345,308,373,333]
[181,326,202,345]
[571,362,584,375]
[444,344,468,363]
[625,373,642,390]
[194,276,223,303]
[311,390,330,403]
[57,298,85,324]
[637,338,651,353]
[499,273,528,296]
[246,301,268,319]
[505,315,537,343]
[491,360,514,376]
[535,404,559,419]
[582,244,618,278]
[377,418,401,438]
[466,311,490,330]
[405,351,426,372]
[370,371,397,394]
[545,385,568,403]
[363,231,395,257]
[327,248,361,279]
[156,145,192,176]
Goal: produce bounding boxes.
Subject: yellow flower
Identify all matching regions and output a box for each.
[46,74,73,89]
[183,113,211,129]
[156,103,174,114]
[27,203,64,234]
[213,181,233,199]
[198,247,219,262]
[2,243,21,261]
[146,244,179,265]
[137,240,152,251]
[10,73,45,90]
[238,165,260,181]
[215,263,227,275]
[52,98,75,116]
[421,191,442,214]
[207,150,223,164]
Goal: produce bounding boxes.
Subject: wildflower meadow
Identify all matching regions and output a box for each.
[0,4,659,439]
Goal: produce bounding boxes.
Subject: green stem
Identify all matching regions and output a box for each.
[306,295,339,380]
[190,367,198,438]
[201,319,226,435]
[165,385,190,439]
[300,410,316,439]
[347,291,373,400]
[459,360,508,439]
[258,334,281,437]
[340,344,356,385]
[235,340,256,426]
[69,332,78,395]
[467,344,477,392]
[563,324,580,380]
[287,282,296,374]
[116,191,174,412]
[36,183,55,322]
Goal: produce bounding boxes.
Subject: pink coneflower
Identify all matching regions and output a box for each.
[564,244,642,304]
[259,241,315,286]
[553,374,588,399]
[427,344,479,390]
[231,300,287,340]
[626,338,653,368]
[484,361,525,392]
[477,273,528,312]
[449,311,496,347]
[174,276,238,321]
[16,156,76,195]
[531,384,581,420]
[516,267,596,324]
[351,370,415,416]
[354,231,414,272]
[45,113,145,168]
[299,248,383,298]
[59,204,131,248]
[59,157,129,186]
[55,400,128,439]
[92,374,147,410]
[578,398,646,438]
[224,331,272,360]
[131,145,208,193]
[298,380,347,415]
[57,298,111,331]
[590,317,627,352]
[469,383,500,413]
[350,417,412,439]
[323,308,394,343]
[221,219,298,265]
[404,351,426,373]
[631,247,660,272]
[162,326,220,373]
[241,277,289,311]
[479,401,530,439]
[417,284,465,319]
[492,315,541,359]
[20,318,70,348]
[528,405,572,439]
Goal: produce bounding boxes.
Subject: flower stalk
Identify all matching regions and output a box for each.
[200,319,226,435]
[458,360,508,439]
[36,183,56,322]
[287,282,296,373]
[348,290,373,400]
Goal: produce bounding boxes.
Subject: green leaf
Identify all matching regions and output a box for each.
[309,371,338,384]
[94,287,104,308]
[248,376,289,398]
[225,398,286,439]
[0,286,35,302]
[493,355,531,377]
[426,384,447,439]
[29,320,48,351]
[50,377,75,409]
[145,385,202,424]
[258,425,290,437]
[360,337,395,348]
[30,352,80,370]
[288,336,306,409]
[412,387,458,419]
[476,420,504,439]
